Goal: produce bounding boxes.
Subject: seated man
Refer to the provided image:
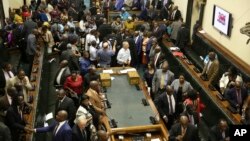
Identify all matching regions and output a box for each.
[226,81,248,113]
[200,52,219,86]
[219,66,243,95]
[210,119,230,141]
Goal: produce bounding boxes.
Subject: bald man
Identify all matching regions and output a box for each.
[33,110,72,141]
[97,41,116,68]
[72,116,89,141]
[116,41,131,66]
[169,114,199,141]
[210,119,229,141]
[201,52,219,86]
[154,85,177,129]
[97,130,110,141]
[54,60,71,87]
[153,46,165,69]
[226,81,248,112]
[86,81,105,115]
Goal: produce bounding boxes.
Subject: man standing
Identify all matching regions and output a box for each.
[72,116,89,141]
[55,89,76,127]
[0,63,14,95]
[154,86,177,129]
[175,23,190,51]
[97,41,116,68]
[152,61,175,98]
[54,60,71,87]
[200,51,219,86]
[116,41,131,66]
[168,114,200,141]
[32,110,72,141]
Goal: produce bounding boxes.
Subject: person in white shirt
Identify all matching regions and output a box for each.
[89,41,98,65]
[85,30,96,51]
[220,66,243,95]
[116,41,131,66]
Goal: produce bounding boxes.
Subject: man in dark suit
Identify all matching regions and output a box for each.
[171,6,181,21]
[5,95,31,141]
[133,31,143,68]
[33,110,72,141]
[226,81,248,112]
[169,114,200,141]
[0,86,18,113]
[55,89,76,127]
[183,104,199,126]
[54,60,71,87]
[154,86,177,129]
[98,18,112,41]
[210,119,230,141]
[72,115,89,141]
[175,23,190,51]
[153,46,165,69]
[0,118,12,141]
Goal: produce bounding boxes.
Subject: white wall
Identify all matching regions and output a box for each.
[3,0,32,18]
[202,0,250,65]
[173,0,188,22]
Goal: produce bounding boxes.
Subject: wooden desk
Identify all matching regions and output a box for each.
[98,67,169,141]
[161,37,241,124]
[25,41,45,141]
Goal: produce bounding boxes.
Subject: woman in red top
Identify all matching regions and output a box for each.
[64,71,83,96]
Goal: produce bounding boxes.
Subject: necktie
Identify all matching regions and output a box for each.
[182,126,187,136]
[18,106,23,119]
[160,74,165,89]
[7,71,12,78]
[58,100,62,108]
[169,95,173,114]
[53,123,60,135]
[237,90,242,105]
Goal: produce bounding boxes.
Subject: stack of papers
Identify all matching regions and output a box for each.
[103,69,113,74]
[120,68,137,74]
[199,30,206,34]
[170,47,180,51]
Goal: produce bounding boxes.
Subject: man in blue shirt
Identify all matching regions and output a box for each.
[97,41,116,68]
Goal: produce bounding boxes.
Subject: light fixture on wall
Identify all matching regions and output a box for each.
[240,22,250,44]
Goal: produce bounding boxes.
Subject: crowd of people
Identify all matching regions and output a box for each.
[0,0,250,141]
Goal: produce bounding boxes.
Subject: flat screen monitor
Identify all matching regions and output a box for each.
[212,5,232,36]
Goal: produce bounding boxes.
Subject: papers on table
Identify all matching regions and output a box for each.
[45,112,53,121]
[151,139,161,141]
[103,69,113,74]
[111,77,115,80]
[169,47,180,51]
[120,68,137,74]
[199,30,206,34]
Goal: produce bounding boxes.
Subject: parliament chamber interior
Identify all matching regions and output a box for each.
[0,0,250,141]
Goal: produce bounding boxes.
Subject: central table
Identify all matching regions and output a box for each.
[98,67,168,141]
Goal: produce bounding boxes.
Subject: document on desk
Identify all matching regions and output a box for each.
[120,68,136,74]
[151,138,160,141]
[170,47,180,51]
[199,30,206,34]
[45,112,53,121]
[103,69,114,74]
[111,77,115,80]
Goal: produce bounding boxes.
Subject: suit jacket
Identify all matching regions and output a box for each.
[23,19,38,39]
[36,121,72,141]
[54,66,71,86]
[152,69,175,93]
[201,59,219,83]
[154,93,177,116]
[86,88,104,113]
[176,26,190,49]
[134,35,143,56]
[0,94,11,111]
[72,124,88,141]
[171,9,181,21]
[55,96,76,125]
[210,125,229,141]
[226,87,248,108]
[169,123,200,141]
[170,20,182,40]
[0,122,12,141]
[5,105,26,141]
[171,79,193,94]
[153,51,165,69]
